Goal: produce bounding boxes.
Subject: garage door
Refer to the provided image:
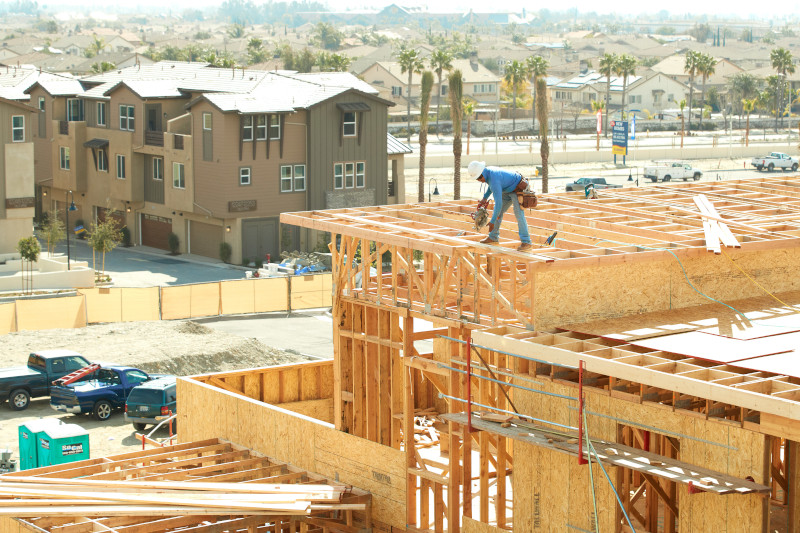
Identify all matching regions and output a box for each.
[189,220,222,259]
[141,214,172,250]
[96,207,125,228]
[241,217,278,264]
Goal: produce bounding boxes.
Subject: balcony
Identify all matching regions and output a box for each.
[387,181,395,197]
[59,121,68,135]
[173,135,184,150]
[145,130,164,147]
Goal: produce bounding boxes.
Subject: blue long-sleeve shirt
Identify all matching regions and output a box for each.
[480,167,522,225]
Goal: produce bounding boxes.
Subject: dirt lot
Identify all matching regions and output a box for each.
[0,320,311,468]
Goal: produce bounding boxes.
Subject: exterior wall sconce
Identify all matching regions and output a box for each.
[226,226,231,232]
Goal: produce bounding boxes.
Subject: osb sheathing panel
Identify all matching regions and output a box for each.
[462,517,505,532]
[15,295,86,331]
[79,287,160,323]
[511,377,768,532]
[274,398,334,424]
[177,376,405,528]
[0,518,37,533]
[219,279,257,315]
[535,247,800,328]
[0,302,15,335]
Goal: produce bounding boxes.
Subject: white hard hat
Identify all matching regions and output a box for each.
[468,161,486,180]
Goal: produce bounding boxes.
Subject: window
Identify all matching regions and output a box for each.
[203,112,212,131]
[270,115,280,139]
[628,95,642,104]
[153,157,163,180]
[66,98,84,121]
[97,149,108,172]
[334,163,343,189]
[256,115,267,140]
[356,162,365,188]
[97,102,106,126]
[280,165,292,192]
[38,97,45,112]
[473,84,496,94]
[668,94,674,102]
[116,154,126,179]
[294,165,306,191]
[173,162,185,189]
[391,86,402,96]
[343,111,356,137]
[119,105,134,131]
[11,115,23,142]
[125,370,149,385]
[59,147,70,170]
[345,162,354,188]
[441,85,448,96]
[242,115,253,141]
[239,167,251,186]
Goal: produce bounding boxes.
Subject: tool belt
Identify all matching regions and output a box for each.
[515,174,538,208]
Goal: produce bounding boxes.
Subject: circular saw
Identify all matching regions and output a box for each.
[471,200,490,231]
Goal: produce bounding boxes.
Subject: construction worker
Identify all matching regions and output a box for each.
[468,160,532,252]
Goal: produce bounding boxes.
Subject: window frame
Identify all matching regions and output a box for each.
[202,112,212,131]
[293,164,306,192]
[239,166,251,186]
[119,104,134,131]
[256,115,267,140]
[116,154,126,179]
[280,165,293,193]
[153,157,163,181]
[38,96,45,112]
[345,162,355,188]
[11,115,24,142]
[242,115,253,142]
[59,146,70,170]
[97,149,108,172]
[334,163,343,189]
[172,162,185,189]
[343,111,356,137]
[270,115,280,139]
[97,102,106,126]
[66,98,83,122]
[356,162,365,188]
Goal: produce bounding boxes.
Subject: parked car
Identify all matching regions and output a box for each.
[0,350,91,411]
[643,161,703,182]
[124,376,177,431]
[565,177,622,192]
[50,366,169,421]
[751,152,799,172]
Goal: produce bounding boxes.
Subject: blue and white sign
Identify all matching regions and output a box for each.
[630,115,636,140]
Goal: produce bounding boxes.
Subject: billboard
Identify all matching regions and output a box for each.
[611,120,628,156]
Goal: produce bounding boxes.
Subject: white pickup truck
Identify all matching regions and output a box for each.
[643,161,703,182]
[751,152,799,172]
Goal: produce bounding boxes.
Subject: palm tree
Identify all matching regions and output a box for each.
[398,46,424,143]
[615,54,637,119]
[418,71,434,203]
[90,61,116,74]
[449,70,463,200]
[503,59,527,141]
[88,34,107,57]
[591,99,604,150]
[598,53,617,137]
[536,77,549,193]
[770,47,795,130]
[463,99,475,155]
[684,50,701,132]
[429,49,453,136]
[679,98,686,148]
[698,53,717,129]
[742,98,756,146]
[729,72,758,127]
[526,55,548,137]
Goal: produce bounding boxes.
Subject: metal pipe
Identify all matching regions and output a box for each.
[437,360,576,402]
[438,393,578,432]
[438,334,578,370]
[578,360,587,465]
[466,336,472,432]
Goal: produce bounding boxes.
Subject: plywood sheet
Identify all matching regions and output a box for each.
[629,331,793,363]
[220,279,256,315]
[161,285,192,320]
[253,277,288,313]
[0,302,16,335]
[79,287,122,323]
[15,295,86,331]
[189,282,220,318]
[120,287,160,322]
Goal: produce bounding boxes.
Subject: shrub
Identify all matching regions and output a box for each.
[167,232,180,254]
[120,226,131,247]
[254,259,264,269]
[219,242,232,263]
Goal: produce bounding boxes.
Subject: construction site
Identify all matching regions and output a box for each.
[2,176,800,532]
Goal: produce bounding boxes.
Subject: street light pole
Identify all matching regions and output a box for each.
[428,178,440,203]
[65,190,76,271]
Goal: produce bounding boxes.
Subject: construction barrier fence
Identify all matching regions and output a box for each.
[0,273,332,334]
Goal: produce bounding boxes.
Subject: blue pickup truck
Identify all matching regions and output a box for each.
[0,351,91,411]
[50,366,169,421]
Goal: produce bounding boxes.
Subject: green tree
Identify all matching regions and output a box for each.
[429,48,453,135]
[729,72,758,125]
[41,209,65,255]
[397,46,424,144]
[418,71,433,203]
[771,47,795,130]
[227,24,245,39]
[295,48,316,72]
[247,37,268,64]
[536,77,550,193]
[16,236,40,294]
[526,55,548,137]
[697,53,717,128]
[684,50,701,131]
[88,34,107,57]
[614,53,637,119]
[449,69,463,200]
[90,61,116,73]
[598,53,617,136]
[503,60,527,142]
[742,98,756,146]
[318,52,350,72]
[88,215,122,275]
[312,22,343,50]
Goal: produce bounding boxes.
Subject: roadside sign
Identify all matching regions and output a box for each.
[631,115,636,140]
[612,121,628,156]
[596,110,602,134]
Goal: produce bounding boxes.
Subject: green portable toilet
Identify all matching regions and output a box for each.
[18,419,62,470]
[37,423,89,467]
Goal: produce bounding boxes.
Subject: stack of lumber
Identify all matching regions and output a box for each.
[0,477,359,517]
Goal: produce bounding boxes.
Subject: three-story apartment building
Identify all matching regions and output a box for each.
[0,97,36,252]
[28,62,398,265]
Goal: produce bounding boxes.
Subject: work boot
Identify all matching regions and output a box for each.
[517,242,533,252]
[480,236,499,245]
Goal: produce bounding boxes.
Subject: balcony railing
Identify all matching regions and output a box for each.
[59,121,68,135]
[145,130,164,147]
[173,135,184,150]
[388,181,395,197]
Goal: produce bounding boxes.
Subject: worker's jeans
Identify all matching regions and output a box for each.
[488,192,531,244]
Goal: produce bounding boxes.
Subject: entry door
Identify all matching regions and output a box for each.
[241,218,278,263]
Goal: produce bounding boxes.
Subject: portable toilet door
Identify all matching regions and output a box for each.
[18,419,62,470]
[38,423,89,467]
